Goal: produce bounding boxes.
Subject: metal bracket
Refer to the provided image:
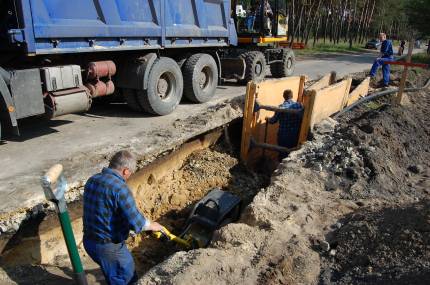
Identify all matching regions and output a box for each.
[8,29,25,43]
[0,70,19,135]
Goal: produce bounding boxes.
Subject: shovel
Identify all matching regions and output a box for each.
[41,164,88,285]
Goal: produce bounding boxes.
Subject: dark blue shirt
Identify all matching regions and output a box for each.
[269,99,304,144]
[83,167,149,243]
[381,40,393,58]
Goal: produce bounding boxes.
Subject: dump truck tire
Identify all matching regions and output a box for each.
[122,88,144,112]
[183,53,218,103]
[241,51,267,83]
[270,49,295,78]
[137,57,183,116]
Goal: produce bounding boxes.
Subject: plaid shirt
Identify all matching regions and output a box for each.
[269,99,304,142]
[83,167,149,243]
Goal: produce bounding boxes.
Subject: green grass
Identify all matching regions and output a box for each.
[410,53,430,64]
[295,42,368,56]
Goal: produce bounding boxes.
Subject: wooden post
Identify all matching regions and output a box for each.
[240,82,257,163]
[394,39,414,105]
[298,90,316,144]
[297,75,306,103]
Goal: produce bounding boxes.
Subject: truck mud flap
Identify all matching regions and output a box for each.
[220,58,246,80]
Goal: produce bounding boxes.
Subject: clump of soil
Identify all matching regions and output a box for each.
[300,70,430,203]
[320,201,430,284]
[310,69,430,284]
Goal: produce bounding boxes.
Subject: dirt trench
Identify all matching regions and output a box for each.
[0,122,270,284]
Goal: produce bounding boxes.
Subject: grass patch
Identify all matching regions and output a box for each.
[410,53,430,65]
[295,42,368,56]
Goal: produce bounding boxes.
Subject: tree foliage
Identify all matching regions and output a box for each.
[406,0,430,36]
[284,0,425,47]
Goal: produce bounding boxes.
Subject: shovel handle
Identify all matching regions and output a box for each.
[44,164,63,184]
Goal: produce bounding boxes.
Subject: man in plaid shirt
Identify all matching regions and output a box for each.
[83,150,163,285]
[268,89,303,158]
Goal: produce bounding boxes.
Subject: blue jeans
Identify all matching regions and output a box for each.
[245,16,255,30]
[277,134,299,160]
[84,239,138,285]
[370,57,393,85]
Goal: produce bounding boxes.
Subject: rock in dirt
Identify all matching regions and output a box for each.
[407,164,423,174]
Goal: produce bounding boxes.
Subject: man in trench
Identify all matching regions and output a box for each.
[83,150,163,285]
[267,89,304,159]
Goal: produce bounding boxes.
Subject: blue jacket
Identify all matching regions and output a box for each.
[381,40,393,58]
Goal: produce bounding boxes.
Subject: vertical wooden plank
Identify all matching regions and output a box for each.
[298,90,316,144]
[341,77,353,110]
[346,77,370,107]
[240,82,257,163]
[395,39,414,105]
[297,75,306,103]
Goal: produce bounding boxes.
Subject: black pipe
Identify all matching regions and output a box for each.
[250,137,298,153]
[257,103,303,114]
[334,79,430,118]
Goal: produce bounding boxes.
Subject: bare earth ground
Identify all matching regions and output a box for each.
[137,69,430,284]
[0,55,427,284]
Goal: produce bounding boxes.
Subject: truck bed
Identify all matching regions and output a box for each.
[3,0,237,55]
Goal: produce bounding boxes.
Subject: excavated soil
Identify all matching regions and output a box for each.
[137,69,430,284]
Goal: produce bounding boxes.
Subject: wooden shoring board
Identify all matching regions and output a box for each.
[309,78,352,128]
[307,71,337,92]
[346,77,370,107]
[240,76,306,165]
[240,82,257,163]
[298,89,316,144]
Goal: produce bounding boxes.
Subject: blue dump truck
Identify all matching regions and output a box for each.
[0,0,294,139]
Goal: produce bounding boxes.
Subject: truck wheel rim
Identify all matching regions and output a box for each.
[255,62,262,75]
[199,66,212,91]
[286,58,293,69]
[157,72,175,100]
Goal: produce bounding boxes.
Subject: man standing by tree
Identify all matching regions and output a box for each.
[427,39,430,55]
[369,33,394,87]
[398,40,406,56]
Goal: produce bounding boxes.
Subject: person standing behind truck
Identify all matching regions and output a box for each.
[369,33,394,87]
[267,90,303,159]
[83,150,163,285]
[255,0,273,35]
